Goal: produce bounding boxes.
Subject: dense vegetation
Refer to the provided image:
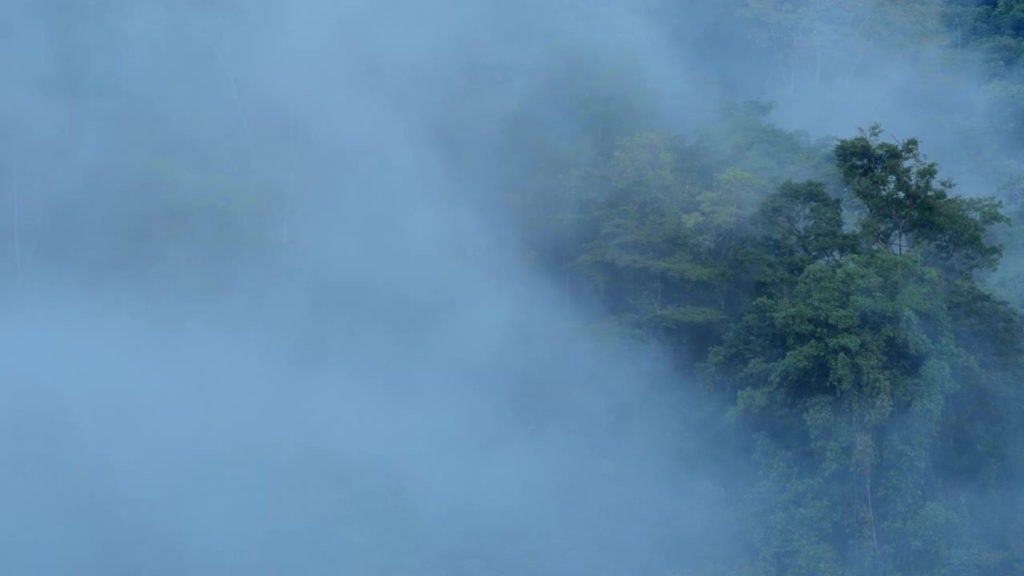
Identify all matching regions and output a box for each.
[496,3,1024,575]
[513,117,1024,576]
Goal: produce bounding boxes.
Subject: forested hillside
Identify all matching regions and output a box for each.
[491,2,1024,574]
[4,1,1024,575]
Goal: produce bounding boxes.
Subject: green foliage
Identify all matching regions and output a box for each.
[948,0,1024,72]
[835,125,1009,273]
[739,0,948,89]
[697,101,833,186]
[570,131,739,364]
[507,54,1024,571]
[553,104,836,355]
[703,128,1022,575]
[751,180,853,292]
[946,0,1024,146]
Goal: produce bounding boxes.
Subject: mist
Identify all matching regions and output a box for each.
[0,1,738,574]
[2,1,1022,575]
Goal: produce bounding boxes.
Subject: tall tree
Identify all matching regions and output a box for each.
[710,128,1022,575]
[834,125,1008,274]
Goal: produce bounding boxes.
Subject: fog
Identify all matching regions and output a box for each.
[0,1,1019,574]
[1,2,735,574]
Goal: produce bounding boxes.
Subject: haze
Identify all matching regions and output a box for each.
[1,1,1021,575]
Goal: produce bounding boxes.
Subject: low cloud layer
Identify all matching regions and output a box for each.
[1,1,1019,574]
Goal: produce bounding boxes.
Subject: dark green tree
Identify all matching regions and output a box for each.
[834,125,1008,274]
[751,180,853,294]
[710,128,1022,575]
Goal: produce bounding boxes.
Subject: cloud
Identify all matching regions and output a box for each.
[0,1,738,574]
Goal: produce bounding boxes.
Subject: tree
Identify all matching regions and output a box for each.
[834,125,1008,274]
[739,0,947,90]
[711,248,958,574]
[751,180,853,294]
[571,131,738,361]
[708,128,1021,575]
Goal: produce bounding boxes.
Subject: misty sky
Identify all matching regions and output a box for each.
[0,1,1016,574]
